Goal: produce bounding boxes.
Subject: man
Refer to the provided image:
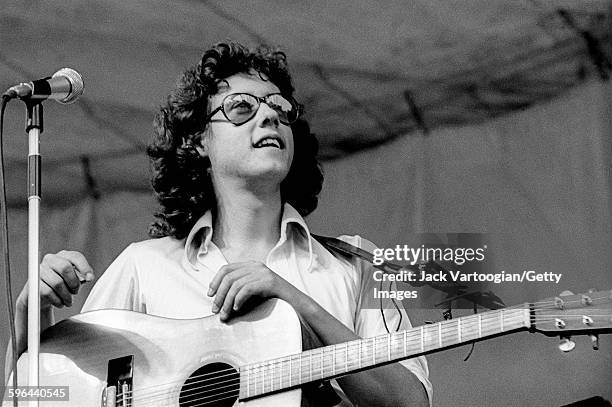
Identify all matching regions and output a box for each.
[12,42,431,406]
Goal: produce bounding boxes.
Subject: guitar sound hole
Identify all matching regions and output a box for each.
[179,362,239,407]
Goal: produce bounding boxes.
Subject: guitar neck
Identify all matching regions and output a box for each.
[239,305,531,400]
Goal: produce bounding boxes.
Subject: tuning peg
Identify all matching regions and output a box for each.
[589,334,599,350]
[558,336,576,352]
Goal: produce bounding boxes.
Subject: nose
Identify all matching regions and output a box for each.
[257,102,280,127]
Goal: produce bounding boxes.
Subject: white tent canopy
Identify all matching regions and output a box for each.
[1,1,610,206]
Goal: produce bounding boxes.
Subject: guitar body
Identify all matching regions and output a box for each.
[4,299,302,407]
[6,289,611,406]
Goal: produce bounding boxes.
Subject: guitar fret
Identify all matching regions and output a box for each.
[263,362,268,395]
[441,320,458,346]
[373,337,376,365]
[393,332,402,360]
[261,362,266,394]
[275,361,279,392]
[358,340,362,369]
[458,319,461,343]
[238,304,542,400]
[246,367,250,398]
[309,352,313,383]
[246,366,251,398]
[263,363,266,395]
[420,326,424,352]
[251,364,257,396]
[332,344,336,376]
[345,343,348,374]
[292,356,296,388]
[275,360,279,391]
[320,347,324,380]
[289,359,293,387]
[281,359,285,391]
[269,361,273,394]
[296,355,301,385]
[254,363,260,396]
[281,359,285,390]
[259,364,263,396]
[298,354,302,385]
[291,357,295,386]
[254,364,260,397]
[466,315,479,342]
[267,363,271,393]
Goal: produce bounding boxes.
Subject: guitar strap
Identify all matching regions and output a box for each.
[297,234,402,407]
[297,235,407,406]
[314,233,417,334]
[311,234,407,275]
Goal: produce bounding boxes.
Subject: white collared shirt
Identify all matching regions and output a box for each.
[82,203,432,405]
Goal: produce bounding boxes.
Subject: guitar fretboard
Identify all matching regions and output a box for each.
[239,306,530,400]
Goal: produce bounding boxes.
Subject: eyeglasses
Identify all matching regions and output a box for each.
[205,92,300,126]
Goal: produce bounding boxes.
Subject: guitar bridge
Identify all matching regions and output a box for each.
[102,355,134,407]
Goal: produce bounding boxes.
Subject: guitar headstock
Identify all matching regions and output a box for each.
[532,290,612,341]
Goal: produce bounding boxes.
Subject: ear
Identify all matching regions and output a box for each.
[195,143,207,157]
[194,131,209,157]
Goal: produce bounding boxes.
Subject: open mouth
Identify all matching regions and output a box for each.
[253,136,284,149]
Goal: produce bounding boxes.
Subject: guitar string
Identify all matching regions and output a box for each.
[40,293,602,406]
[124,311,611,407]
[117,296,611,405]
[147,313,532,398]
[121,317,548,405]
[119,310,531,403]
[113,295,610,404]
[123,294,608,399]
[147,309,612,407]
[119,312,530,405]
[119,300,539,398]
[119,309,611,406]
[127,312,597,406]
[120,293,609,401]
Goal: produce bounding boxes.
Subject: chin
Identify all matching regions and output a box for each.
[243,162,290,183]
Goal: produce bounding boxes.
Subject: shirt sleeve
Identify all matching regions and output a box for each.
[340,235,433,406]
[81,244,146,313]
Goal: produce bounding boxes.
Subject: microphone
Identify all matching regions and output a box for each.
[3,68,84,104]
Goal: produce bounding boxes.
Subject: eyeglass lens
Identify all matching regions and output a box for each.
[222,93,297,125]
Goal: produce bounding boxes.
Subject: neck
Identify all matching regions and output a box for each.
[211,177,283,262]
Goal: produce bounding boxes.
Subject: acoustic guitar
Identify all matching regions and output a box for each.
[3,290,611,406]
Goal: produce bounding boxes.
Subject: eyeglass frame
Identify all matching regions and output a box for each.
[204,92,302,126]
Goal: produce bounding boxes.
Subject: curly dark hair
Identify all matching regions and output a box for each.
[146,42,324,239]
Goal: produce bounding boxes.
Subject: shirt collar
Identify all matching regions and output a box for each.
[184,203,314,269]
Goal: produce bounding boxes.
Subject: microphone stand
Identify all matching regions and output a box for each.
[25,99,42,407]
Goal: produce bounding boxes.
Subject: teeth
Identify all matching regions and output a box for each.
[255,138,281,148]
